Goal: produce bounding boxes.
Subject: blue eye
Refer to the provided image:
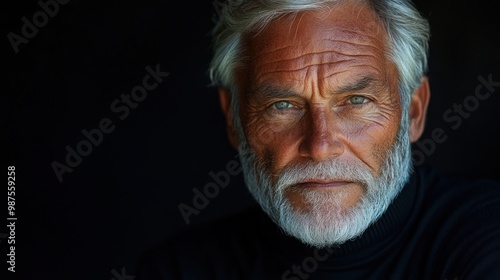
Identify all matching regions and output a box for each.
[348,96,367,105]
[273,101,293,110]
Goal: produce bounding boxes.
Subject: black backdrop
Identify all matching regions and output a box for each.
[3,0,500,279]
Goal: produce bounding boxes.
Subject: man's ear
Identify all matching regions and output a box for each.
[409,76,431,143]
[218,88,239,150]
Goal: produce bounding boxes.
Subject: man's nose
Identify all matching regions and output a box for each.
[299,107,345,162]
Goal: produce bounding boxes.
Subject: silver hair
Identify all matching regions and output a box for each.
[209,0,430,112]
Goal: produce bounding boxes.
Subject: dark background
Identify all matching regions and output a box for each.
[3,0,500,279]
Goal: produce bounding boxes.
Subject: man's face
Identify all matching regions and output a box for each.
[239,4,401,212]
[219,2,429,247]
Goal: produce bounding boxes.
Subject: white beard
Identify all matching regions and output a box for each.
[237,116,412,248]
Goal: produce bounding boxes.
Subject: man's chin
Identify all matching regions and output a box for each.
[276,206,367,248]
[273,192,370,247]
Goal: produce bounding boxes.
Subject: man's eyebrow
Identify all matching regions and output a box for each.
[251,83,299,99]
[333,76,379,95]
[251,76,380,99]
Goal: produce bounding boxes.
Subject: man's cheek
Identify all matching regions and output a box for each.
[341,121,395,171]
[247,119,298,147]
[251,129,303,171]
[246,124,276,151]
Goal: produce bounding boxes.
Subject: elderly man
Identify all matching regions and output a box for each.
[137,0,500,279]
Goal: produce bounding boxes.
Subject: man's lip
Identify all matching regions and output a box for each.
[295,180,354,189]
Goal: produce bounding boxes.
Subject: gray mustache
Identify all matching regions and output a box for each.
[274,159,375,192]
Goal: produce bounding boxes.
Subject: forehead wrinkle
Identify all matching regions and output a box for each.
[321,63,383,80]
[255,50,380,75]
[323,37,385,54]
[254,53,383,84]
[251,42,386,83]
[253,37,384,67]
[245,3,389,60]
[244,4,393,100]
[254,63,332,86]
[251,41,388,90]
[254,59,382,85]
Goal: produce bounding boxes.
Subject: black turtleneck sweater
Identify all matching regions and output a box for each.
[136,166,500,279]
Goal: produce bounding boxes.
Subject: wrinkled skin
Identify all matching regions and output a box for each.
[219,2,430,212]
